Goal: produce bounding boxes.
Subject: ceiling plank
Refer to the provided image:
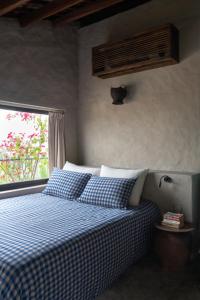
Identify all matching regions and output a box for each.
[0,0,30,16]
[20,0,85,27]
[54,0,125,26]
[79,0,151,28]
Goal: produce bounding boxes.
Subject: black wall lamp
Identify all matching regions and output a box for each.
[111,86,127,105]
[159,175,173,188]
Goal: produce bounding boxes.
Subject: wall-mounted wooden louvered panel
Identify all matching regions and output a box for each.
[92,24,179,79]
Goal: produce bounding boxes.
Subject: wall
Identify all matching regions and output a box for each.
[78,0,200,172]
[0,19,78,162]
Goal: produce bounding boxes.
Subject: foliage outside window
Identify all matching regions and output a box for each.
[0,109,49,186]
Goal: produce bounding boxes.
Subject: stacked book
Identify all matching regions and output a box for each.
[162,212,184,229]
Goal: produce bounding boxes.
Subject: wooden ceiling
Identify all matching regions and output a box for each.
[0,0,150,28]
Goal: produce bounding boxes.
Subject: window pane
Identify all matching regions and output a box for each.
[0,109,49,185]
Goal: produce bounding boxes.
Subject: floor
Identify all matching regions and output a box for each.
[97,254,200,300]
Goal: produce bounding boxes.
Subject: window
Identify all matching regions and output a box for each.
[0,107,49,191]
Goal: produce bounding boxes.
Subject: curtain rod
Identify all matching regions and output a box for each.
[0,99,65,114]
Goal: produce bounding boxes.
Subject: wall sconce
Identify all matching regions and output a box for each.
[111,86,127,105]
[159,175,173,188]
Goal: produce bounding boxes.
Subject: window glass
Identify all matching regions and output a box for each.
[0,108,49,186]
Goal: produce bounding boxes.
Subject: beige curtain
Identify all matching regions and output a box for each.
[48,112,65,173]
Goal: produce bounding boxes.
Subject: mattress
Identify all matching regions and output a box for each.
[0,193,160,300]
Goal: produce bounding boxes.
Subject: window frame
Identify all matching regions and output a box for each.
[0,179,48,192]
[0,104,49,192]
[0,104,49,116]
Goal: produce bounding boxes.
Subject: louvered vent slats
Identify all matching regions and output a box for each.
[92,24,179,78]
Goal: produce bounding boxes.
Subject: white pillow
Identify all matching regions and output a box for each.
[63,161,100,176]
[100,165,149,206]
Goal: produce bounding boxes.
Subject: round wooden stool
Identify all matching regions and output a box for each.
[154,223,194,271]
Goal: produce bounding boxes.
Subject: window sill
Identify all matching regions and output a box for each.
[0,184,46,200]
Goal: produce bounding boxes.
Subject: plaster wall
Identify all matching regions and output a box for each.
[0,19,78,162]
[78,0,200,172]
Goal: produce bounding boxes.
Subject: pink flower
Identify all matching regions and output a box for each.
[6,114,12,120]
[7,132,13,139]
[6,113,18,120]
[20,112,32,121]
[3,142,9,147]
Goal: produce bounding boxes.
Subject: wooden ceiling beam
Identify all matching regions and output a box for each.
[0,0,30,16]
[54,0,125,26]
[20,0,85,27]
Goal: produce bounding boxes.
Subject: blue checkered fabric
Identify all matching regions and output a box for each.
[78,176,137,209]
[43,168,91,199]
[0,193,160,300]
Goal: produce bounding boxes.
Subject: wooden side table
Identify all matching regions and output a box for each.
[154,223,194,271]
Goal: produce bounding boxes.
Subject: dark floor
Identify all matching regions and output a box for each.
[97,254,200,300]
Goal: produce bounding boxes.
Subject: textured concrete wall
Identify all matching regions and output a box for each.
[78,0,200,172]
[0,19,78,162]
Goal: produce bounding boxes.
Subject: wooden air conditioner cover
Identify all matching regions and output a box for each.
[92,24,179,79]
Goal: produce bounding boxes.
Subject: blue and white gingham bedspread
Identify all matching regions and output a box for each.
[0,193,160,300]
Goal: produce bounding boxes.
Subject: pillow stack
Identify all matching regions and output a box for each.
[100,165,148,206]
[43,162,148,209]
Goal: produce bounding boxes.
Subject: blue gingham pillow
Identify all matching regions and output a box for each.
[43,168,91,199]
[78,176,136,209]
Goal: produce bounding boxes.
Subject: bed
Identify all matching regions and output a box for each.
[0,193,160,300]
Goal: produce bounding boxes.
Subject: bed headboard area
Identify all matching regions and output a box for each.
[142,170,200,228]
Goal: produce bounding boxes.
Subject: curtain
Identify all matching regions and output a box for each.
[48,112,65,174]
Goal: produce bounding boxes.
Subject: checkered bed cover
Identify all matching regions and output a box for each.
[0,194,160,300]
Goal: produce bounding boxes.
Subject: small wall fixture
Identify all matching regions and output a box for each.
[159,175,173,188]
[111,86,127,105]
